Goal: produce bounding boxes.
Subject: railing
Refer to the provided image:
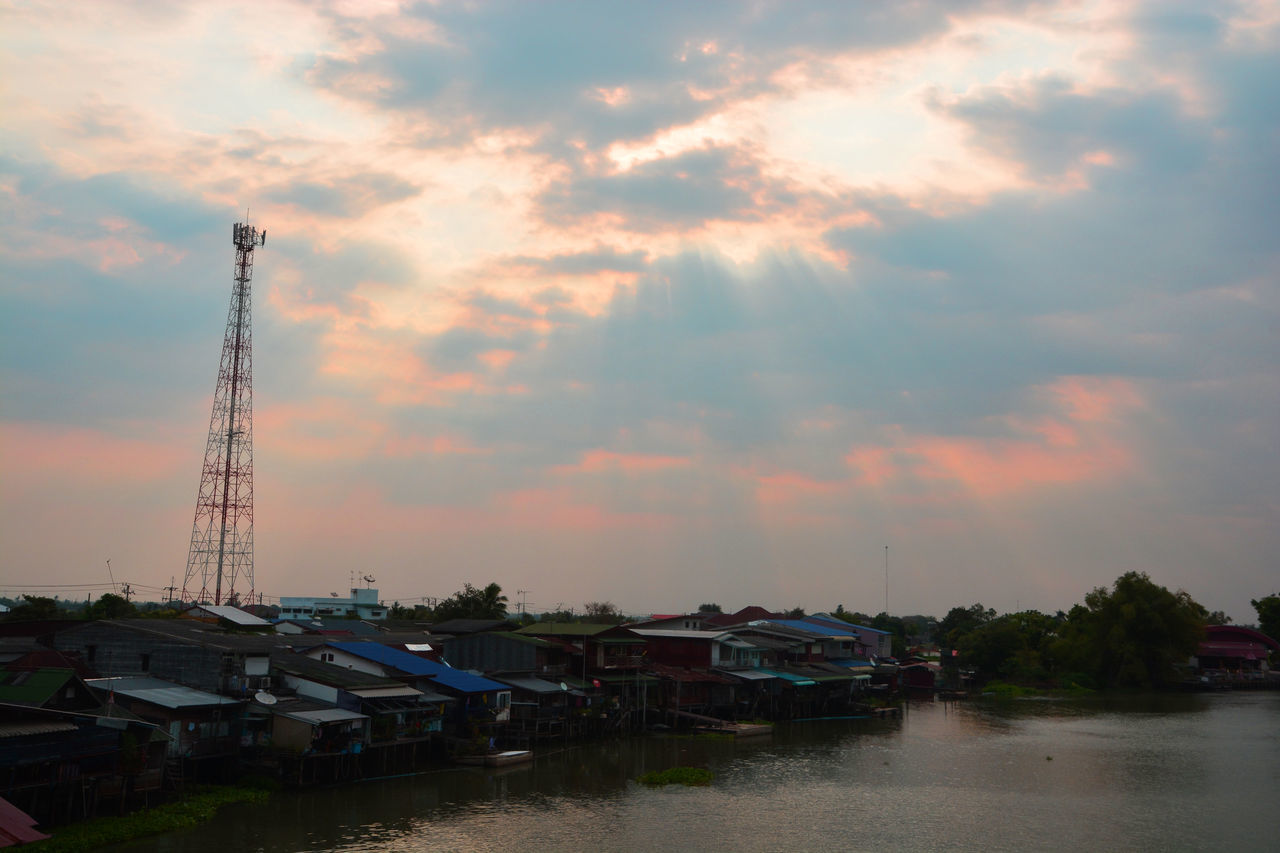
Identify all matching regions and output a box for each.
[603,655,644,668]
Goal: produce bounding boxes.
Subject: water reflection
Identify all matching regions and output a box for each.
[119,692,1279,853]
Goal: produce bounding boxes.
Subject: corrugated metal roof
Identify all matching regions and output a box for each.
[714,669,776,681]
[280,708,368,725]
[0,720,79,738]
[86,677,240,709]
[514,623,616,637]
[630,629,721,639]
[190,605,272,626]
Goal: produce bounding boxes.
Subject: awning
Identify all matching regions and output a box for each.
[348,686,422,699]
[759,670,817,686]
[714,669,776,682]
[494,676,576,695]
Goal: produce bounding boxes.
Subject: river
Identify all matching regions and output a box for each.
[115,690,1279,852]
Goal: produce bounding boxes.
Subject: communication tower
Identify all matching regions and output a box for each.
[182,221,266,605]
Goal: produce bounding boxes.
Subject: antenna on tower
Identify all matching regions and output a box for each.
[182,218,266,605]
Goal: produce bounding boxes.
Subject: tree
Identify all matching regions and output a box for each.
[433,583,509,621]
[697,603,723,613]
[1251,594,1280,640]
[936,604,995,648]
[871,612,908,657]
[4,595,64,621]
[958,611,1061,682]
[86,593,137,620]
[1070,572,1205,688]
[583,601,624,623]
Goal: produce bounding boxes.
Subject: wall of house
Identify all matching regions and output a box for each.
[444,634,538,672]
[303,647,385,676]
[644,637,712,668]
[53,623,226,692]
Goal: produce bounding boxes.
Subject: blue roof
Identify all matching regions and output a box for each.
[803,616,889,636]
[758,669,817,686]
[767,619,860,638]
[328,642,508,694]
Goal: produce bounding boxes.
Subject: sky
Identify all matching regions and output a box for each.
[2,0,1277,622]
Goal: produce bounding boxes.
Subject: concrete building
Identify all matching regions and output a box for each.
[279,588,387,621]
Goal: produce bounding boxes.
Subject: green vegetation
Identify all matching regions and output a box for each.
[1252,594,1280,641]
[30,785,269,852]
[638,766,714,787]
[942,572,1210,690]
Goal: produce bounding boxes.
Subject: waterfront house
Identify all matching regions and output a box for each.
[86,676,243,762]
[52,619,289,697]
[443,631,567,677]
[488,674,583,741]
[270,651,446,744]
[0,701,163,826]
[263,696,371,756]
[296,643,503,737]
[1193,626,1279,678]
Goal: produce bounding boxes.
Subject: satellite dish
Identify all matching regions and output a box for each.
[254,692,277,705]
[559,682,569,692]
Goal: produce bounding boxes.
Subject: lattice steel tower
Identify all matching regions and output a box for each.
[182,221,266,605]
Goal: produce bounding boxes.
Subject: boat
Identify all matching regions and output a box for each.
[455,749,534,767]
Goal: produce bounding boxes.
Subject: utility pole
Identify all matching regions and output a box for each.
[884,544,889,616]
[120,583,133,602]
[164,576,178,604]
[517,589,529,616]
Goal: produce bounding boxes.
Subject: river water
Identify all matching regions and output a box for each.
[117,691,1279,852]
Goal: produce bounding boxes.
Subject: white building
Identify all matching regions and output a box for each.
[279,587,387,621]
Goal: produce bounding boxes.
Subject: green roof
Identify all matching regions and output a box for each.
[515,623,617,637]
[492,631,552,647]
[0,668,75,707]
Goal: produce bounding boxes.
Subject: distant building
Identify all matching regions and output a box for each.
[279,588,387,621]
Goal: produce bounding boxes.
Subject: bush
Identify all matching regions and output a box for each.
[637,766,714,787]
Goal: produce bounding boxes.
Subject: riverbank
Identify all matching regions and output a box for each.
[27,785,270,853]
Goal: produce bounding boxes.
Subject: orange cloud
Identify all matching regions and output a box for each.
[497,486,674,530]
[749,469,847,506]
[551,449,693,477]
[902,433,1130,497]
[0,422,186,487]
[1046,375,1141,422]
[842,375,1144,498]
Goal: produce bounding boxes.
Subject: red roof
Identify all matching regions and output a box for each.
[1204,625,1279,650]
[0,795,50,847]
[1198,640,1270,660]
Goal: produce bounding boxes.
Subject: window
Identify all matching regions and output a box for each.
[321,652,335,663]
